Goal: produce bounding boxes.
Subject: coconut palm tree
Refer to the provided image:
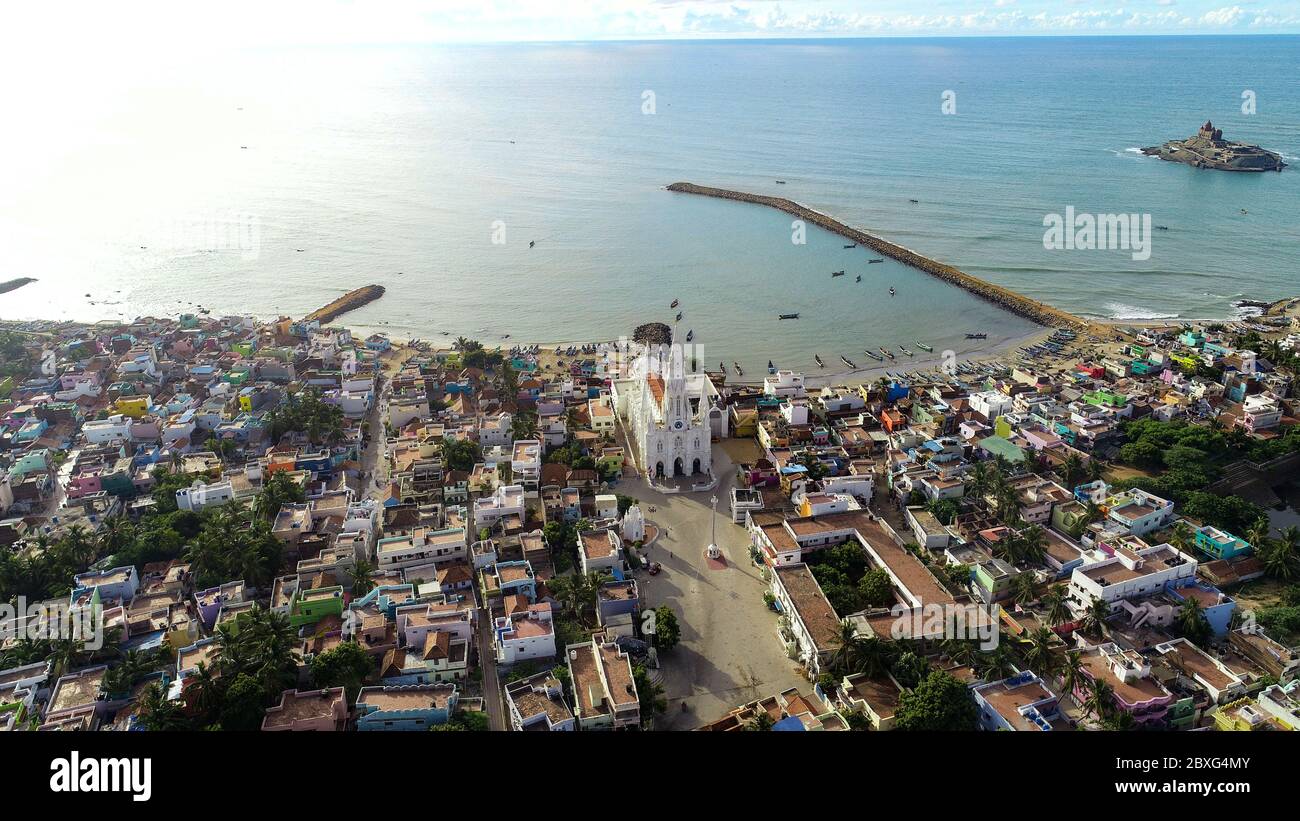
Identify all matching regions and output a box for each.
[975,644,1018,681]
[1261,529,1300,582]
[1017,525,1048,565]
[1042,585,1071,627]
[1059,649,1084,698]
[828,621,863,676]
[1022,627,1058,677]
[348,559,376,596]
[1177,597,1211,644]
[1011,571,1038,605]
[1083,596,1110,638]
[1168,521,1197,557]
[136,682,189,731]
[1060,452,1085,490]
[1083,678,1116,721]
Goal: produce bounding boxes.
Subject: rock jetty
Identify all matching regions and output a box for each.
[303,284,386,324]
[666,182,1090,331]
[0,277,37,295]
[1141,121,1286,172]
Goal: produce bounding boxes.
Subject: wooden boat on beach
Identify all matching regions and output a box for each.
[719,362,727,374]
[733,362,743,376]
[899,345,914,357]
[863,349,884,361]
[840,355,856,369]
[815,355,825,368]
[915,341,933,352]
[878,347,895,360]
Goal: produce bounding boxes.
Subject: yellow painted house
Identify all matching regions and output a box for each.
[114,395,149,419]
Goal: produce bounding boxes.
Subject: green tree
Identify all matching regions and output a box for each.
[894,671,979,731]
[650,605,681,651]
[310,641,375,701]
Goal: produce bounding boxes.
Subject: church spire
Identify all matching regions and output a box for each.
[663,339,687,426]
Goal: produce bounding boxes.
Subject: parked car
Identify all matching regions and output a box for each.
[647,561,662,575]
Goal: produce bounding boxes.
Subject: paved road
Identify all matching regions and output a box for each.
[625,445,809,729]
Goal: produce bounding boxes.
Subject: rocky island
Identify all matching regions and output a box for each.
[1142,121,1286,172]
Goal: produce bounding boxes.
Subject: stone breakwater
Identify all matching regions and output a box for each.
[303,284,386,324]
[666,182,1091,332]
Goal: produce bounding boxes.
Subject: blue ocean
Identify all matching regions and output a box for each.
[2,36,1297,376]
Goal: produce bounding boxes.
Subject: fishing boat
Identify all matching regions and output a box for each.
[775,180,786,184]
[670,298,679,308]
[888,287,896,296]
[840,355,856,369]
[814,355,825,368]
[767,360,776,374]
[966,332,988,339]
[719,362,727,374]
[868,258,884,264]
[778,313,800,320]
[915,340,933,352]
[855,275,861,282]
[733,362,743,376]
[843,243,856,249]
[676,312,683,321]
[909,198,919,203]
[831,270,846,277]
[685,330,694,342]
[899,345,914,357]
[863,349,884,361]
[878,347,895,360]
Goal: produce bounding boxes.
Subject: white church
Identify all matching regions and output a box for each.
[611,340,727,480]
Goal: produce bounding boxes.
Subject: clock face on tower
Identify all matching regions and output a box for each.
[673,419,684,430]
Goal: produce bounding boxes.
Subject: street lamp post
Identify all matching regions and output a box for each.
[706,494,720,559]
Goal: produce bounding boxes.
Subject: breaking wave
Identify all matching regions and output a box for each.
[1104,302,1179,321]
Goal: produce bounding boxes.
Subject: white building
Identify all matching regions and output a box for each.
[763,370,807,398]
[970,390,1014,421]
[510,440,542,493]
[83,415,133,445]
[610,342,722,480]
[1067,540,1197,614]
[473,484,526,530]
[1241,394,1282,433]
[494,603,557,666]
[176,479,234,512]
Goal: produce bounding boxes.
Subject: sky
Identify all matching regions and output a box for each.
[3,0,1299,54]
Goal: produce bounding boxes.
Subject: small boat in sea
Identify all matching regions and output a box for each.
[676,312,683,321]
[685,329,694,342]
[778,313,800,320]
[1155,225,1169,231]
[843,243,856,249]
[879,347,895,360]
[840,355,856,369]
[915,341,933,352]
[502,334,511,339]
[767,360,776,374]
[899,345,913,357]
[855,275,861,283]
[529,240,535,248]
[719,361,727,374]
[733,362,743,376]
[775,180,786,184]
[966,333,988,339]
[888,287,896,296]
[815,355,825,368]
[670,299,679,308]
[831,270,846,278]
[868,258,884,264]
[863,350,884,362]
[909,198,919,203]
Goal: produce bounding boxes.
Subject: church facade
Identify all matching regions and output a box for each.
[611,342,726,480]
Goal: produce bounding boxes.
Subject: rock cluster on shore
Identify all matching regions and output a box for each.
[666,182,1092,332]
[633,321,672,346]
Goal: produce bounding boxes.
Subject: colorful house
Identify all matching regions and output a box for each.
[1193,525,1252,561]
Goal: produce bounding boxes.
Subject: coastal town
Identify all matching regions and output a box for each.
[1,289,1299,736]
